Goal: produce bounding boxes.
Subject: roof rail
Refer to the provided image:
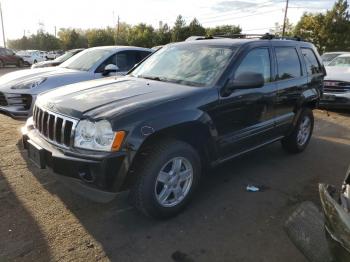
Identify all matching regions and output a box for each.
[212,33,305,41]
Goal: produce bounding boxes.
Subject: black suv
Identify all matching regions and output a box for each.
[22,37,325,218]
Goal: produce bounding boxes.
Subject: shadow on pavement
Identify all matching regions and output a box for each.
[17,116,350,262]
[0,169,51,261]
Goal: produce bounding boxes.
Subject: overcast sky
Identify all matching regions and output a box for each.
[0,0,336,42]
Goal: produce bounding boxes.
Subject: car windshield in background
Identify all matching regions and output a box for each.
[130,45,235,87]
[54,51,76,63]
[59,49,113,71]
[328,56,350,67]
[322,53,341,63]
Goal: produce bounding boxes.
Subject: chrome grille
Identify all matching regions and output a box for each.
[324,81,350,93]
[0,92,7,106]
[33,105,78,148]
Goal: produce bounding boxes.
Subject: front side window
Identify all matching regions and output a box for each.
[130,45,235,87]
[60,49,113,71]
[302,48,322,75]
[275,47,302,80]
[234,48,271,83]
[116,51,136,71]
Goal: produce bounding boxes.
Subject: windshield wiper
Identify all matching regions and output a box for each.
[138,75,162,81]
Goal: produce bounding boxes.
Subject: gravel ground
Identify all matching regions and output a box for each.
[0,69,350,262]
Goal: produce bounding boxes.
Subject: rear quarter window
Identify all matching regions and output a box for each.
[301,48,322,75]
[275,47,302,80]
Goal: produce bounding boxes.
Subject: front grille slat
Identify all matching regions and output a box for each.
[324,81,350,93]
[32,105,77,149]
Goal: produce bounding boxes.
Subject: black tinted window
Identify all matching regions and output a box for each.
[275,47,301,80]
[117,51,137,71]
[301,48,322,75]
[235,48,271,83]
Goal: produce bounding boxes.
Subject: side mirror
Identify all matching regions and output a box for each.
[102,64,119,76]
[226,72,265,92]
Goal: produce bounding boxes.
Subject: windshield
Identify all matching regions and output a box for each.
[328,56,350,67]
[55,50,79,63]
[130,44,235,87]
[59,48,113,71]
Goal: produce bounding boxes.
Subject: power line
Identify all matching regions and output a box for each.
[201,9,282,24]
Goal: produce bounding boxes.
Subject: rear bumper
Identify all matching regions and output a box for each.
[22,125,131,203]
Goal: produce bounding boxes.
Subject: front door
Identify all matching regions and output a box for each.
[213,47,277,158]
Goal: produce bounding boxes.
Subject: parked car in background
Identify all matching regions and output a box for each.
[321,52,350,65]
[321,54,350,109]
[0,47,25,68]
[0,46,152,118]
[21,38,325,218]
[16,50,46,65]
[46,50,64,60]
[32,49,84,69]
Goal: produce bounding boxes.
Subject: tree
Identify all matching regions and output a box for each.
[206,25,242,36]
[171,15,188,42]
[86,28,115,47]
[188,18,206,36]
[58,28,88,50]
[294,0,350,52]
[127,23,156,47]
[270,19,294,36]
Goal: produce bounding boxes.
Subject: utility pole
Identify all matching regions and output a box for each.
[0,1,6,48]
[54,26,57,37]
[282,0,289,37]
[117,15,120,45]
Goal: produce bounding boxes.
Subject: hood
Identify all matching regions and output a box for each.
[325,66,350,82]
[37,76,201,119]
[0,67,89,93]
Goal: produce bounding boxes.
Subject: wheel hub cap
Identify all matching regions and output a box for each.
[155,157,193,207]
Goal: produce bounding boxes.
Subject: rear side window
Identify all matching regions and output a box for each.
[234,48,271,83]
[275,47,302,80]
[301,48,322,75]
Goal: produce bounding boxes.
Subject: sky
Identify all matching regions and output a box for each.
[0,0,336,42]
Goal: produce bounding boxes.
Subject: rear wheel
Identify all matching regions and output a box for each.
[281,108,314,153]
[0,59,4,68]
[130,139,201,219]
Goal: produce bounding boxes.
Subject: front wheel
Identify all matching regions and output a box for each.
[281,108,314,153]
[130,139,201,219]
[17,59,24,68]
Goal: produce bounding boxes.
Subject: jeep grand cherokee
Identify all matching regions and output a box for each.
[22,37,325,218]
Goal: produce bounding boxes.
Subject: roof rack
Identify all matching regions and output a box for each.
[212,33,304,41]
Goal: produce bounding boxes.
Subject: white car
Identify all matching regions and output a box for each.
[16,50,46,65]
[321,54,350,109]
[0,46,152,118]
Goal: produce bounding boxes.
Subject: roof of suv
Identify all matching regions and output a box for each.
[173,38,314,48]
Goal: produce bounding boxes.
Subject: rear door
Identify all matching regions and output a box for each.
[273,45,308,134]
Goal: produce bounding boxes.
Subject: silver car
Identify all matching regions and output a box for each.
[0,46,152,119]
[321,54,350,109]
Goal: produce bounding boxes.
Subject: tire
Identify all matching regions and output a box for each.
[281,108,314,153]
[33,60,37,64]
[17,59,24,68]
[0,59,4,68]
[130,139,201,219]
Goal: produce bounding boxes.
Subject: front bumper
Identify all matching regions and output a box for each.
[320,92,350,109]
[319,173,350,262]
[22,124,131,203]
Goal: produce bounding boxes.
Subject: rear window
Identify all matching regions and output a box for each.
[275,47,302,80]
[301,48,322,75]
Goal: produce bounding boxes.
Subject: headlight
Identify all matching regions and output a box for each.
[11,77,47,89]
[74,119,125,152]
